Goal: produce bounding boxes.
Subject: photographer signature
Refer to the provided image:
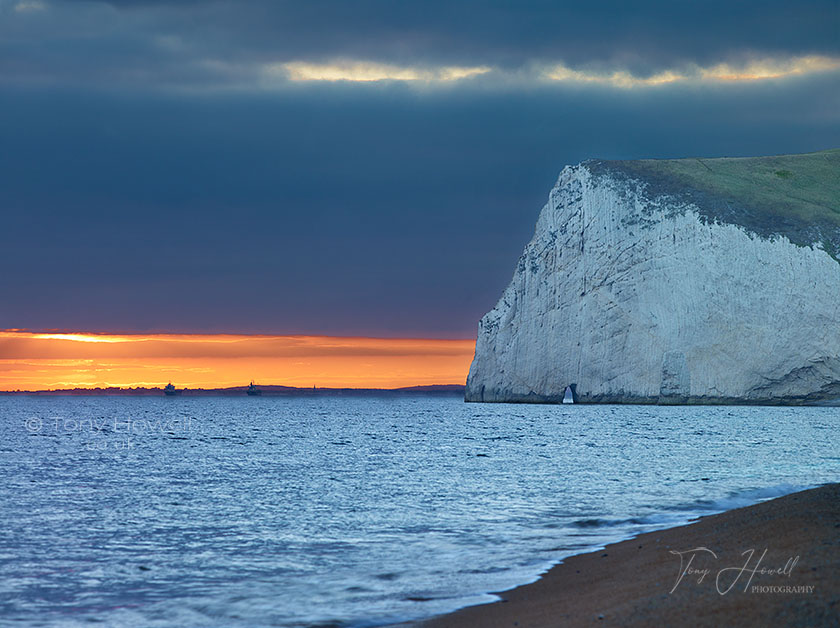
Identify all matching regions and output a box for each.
[669,547,799,594]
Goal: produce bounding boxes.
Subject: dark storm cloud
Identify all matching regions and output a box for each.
[2,1,839,87]
[84,0,840,66]
[0,1,838,336]
[1,75,838,336]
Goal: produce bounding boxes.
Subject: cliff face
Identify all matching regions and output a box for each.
[466,150,840,405]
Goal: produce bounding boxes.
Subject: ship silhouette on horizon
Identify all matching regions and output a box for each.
[163,382,179,396]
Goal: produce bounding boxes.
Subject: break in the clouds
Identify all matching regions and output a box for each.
[0,1,838,338]
[276,61,493,84]
[1,0,839,89]
[269,55,840,88]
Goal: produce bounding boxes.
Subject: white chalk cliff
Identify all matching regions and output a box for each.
[466,151,840,404]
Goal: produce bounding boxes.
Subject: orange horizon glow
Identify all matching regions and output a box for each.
[0,330,476,391]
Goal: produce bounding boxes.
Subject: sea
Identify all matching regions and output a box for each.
[1,396,837,627]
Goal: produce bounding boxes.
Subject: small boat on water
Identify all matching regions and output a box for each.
[164,382,179,396]
[247,381,262,396]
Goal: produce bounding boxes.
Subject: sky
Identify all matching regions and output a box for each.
[0,331,475,389]
[1,1,838,387]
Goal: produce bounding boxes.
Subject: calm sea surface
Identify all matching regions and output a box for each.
[1,396,837,627]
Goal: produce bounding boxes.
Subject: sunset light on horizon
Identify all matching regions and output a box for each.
[0,331,475,391]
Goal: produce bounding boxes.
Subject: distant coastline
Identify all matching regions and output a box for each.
[0,384,465,397]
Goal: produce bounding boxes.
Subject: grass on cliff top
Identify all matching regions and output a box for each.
[617,149,840,228]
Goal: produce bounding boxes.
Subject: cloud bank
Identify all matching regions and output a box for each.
[1,1,838,90]
[0,1,837,339]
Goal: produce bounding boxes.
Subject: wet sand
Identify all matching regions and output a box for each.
[418,483,839,627]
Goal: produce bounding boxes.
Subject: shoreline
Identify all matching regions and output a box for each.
[414,483,839,627]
